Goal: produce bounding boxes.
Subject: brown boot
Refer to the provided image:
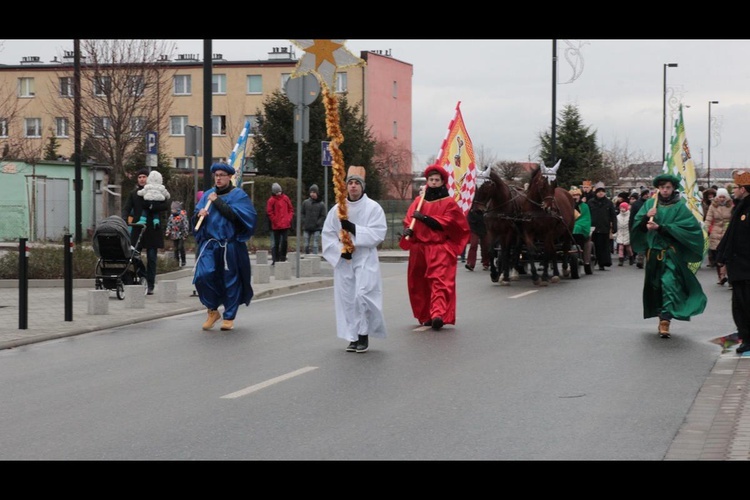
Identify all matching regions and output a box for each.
[220,319,234,331]
[202,309,221,330]
[659,319,671,338]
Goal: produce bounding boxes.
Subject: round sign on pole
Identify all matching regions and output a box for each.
[285,74,320,106]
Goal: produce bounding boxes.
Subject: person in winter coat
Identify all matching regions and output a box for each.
[301,184,326,255]
[165,201,189,267]
[629,189,651,269]
[716,170,750,354]
[121,167,171,295]
[570,186,593,275]
[266,183,294,264]
[614,202,634,266]
[587,182,617,270]
[705,187,734,285]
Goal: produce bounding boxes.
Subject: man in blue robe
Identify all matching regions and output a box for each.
[193,162,257,331]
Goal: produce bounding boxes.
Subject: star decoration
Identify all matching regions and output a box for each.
[290,39,365,90]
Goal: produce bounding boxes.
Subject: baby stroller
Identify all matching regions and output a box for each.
[93,215,148,300]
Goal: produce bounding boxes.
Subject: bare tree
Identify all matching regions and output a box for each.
[495,160,524,183]
[49,39,177,213]
[371,138,415,200]
[601,138,656,188]
[474,144,497,171]
[0,78,30,160]
[5,131,49,240]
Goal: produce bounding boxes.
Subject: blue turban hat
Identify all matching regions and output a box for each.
[210,162,235,176]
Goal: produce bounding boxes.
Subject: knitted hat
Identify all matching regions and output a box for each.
[716,188,730,198]
[619,202,630,211]
[424,163,448,184]
[271,183,282,194]
[346,166,366,191]
[309,184,319,194]
[136,168,149,177]
[594,181,606,192]
[171,201,182,212]
[210,162,235,176]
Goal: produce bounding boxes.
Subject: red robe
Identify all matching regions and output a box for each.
[400,193,470,326]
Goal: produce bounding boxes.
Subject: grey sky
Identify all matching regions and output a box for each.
[2,39,747,175]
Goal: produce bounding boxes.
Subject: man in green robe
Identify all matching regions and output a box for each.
[631,173,707,338]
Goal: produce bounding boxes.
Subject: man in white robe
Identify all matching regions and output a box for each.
[321,166,388,353]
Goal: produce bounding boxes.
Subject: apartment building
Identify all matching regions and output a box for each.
[0,43,413,191]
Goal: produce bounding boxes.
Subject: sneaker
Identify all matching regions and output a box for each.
[202,309,221,330]
[220,320,234,331]
[346,341,358,352]
[355,335,369,353]
[431,317,444,331]
[719,277,728,286]
[737,343,750,354]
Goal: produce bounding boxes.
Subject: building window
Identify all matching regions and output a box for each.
[94,76,112,96]
[247,75,262,94]
[59,77,73,98]
[392,121,398,139]
[25,118,42,137]
[55,117,69,137]
[174,74,191,95]
[212,115,227,136]
[392,80,398,98]
[280,73,291,92]
[18,77,35,97]
[245,115,259,136]
[131,116,146,137]
[212,74,226,94]
[0,118,8,138]
[127,76,145,96]
[335,72,348,93]
[93,116,111,137]
[175,157,192,170]
[170,116,188,136]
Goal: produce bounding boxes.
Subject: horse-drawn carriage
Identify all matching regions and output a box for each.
[471,164,582,286]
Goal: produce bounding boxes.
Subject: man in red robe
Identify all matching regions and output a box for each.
[400,163,470,330]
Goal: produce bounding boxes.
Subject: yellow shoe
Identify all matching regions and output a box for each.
[220,319,234,331]
[202,309,221,330]
[659,319,671,338]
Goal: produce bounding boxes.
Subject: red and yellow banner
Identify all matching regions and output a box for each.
[435,101,477,214]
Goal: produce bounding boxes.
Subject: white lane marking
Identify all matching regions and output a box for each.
[221,366,318,399]
[509,290,538,299]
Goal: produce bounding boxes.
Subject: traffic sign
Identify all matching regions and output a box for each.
[321,141,332,166]
[285,74,320,106]
[146,131,158,155]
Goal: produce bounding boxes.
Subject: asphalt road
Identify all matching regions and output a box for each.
[0,260,732,460]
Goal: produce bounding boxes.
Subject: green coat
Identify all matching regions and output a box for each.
[631,195,707,321]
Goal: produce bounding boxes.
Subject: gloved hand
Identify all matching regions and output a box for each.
[341,219,356,235]
[402,228,414,238]
[413,211,426,221]
[341,251,352,260]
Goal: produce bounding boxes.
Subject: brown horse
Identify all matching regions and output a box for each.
[471,168,525,285]
[518,165,578,285]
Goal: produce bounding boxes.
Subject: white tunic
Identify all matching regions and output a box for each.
[321,193,388,341]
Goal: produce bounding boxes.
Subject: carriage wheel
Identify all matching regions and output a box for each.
[116,282,125,300]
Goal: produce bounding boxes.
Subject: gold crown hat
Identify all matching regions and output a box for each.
[733,170,750,187]
[346,166,366,190]
[582,180,592,188]
[569,186,582,196]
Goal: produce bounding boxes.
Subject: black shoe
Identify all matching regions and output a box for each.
[598,266,606,271]
[636,263,643,269]
[422,320,432,327]
[720,277,728,286]
[465,264,473,271]
[737,343,750,354]
[346,341,358,353]
[146,287,154,295]
[584,264,593,275]
[355,335,369,353]
[431,317,444,331]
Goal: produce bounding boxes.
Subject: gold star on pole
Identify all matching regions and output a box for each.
[290,39,365,90]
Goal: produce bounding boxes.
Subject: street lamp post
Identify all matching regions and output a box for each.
[663,63,678,163]
[708,100,719,187]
